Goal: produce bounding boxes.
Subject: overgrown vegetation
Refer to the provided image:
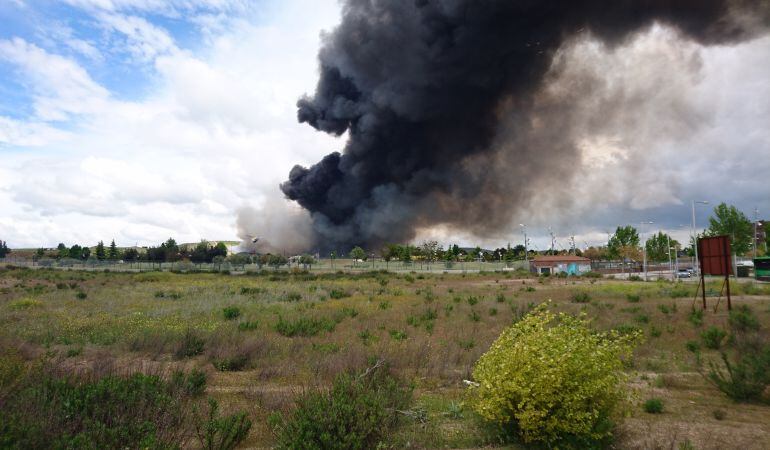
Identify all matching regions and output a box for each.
[468,304,642,448]
[269,363,411,449]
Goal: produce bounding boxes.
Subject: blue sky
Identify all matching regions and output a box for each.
[0,1,768,251]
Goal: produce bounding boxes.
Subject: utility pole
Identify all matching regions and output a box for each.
[549,227,555,255]
[520,224,528,264]
[666,233,672,280]
[640,221,654,281]
[691,200,709,277]
[754,207,759,259]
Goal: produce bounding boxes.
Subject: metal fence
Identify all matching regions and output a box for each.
[0,256,530,274]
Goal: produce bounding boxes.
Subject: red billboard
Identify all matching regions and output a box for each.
[698,235,732,276]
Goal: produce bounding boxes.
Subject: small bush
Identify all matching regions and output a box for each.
[389,329,407,341]
[629,275,642,282]
[467,295,479,306]
[685,341,700,353]
[328,289,350,299]
[468,304,641,447]
[176,329,205,358]
[489,307,498,316]
[712,409,726,420]
[688,308,703,327]
[269,364,411,449]
[635,314,650,324]
[643,398,664,414]
[708,347,770,402]
[378,300,391,310]
[283,292,302,302]
[729,305,760,332]
[194,398,252,450]
[469,310,481,322]
[237,320,258,331]
[75,291,87,300]
[649,326,662,338]
[274,316,335,337]
[171,369,207,397]
[212,356,248,372]
[701,326,727,349]
[222,306,241,320]
[571,292,591,303]
[626,294,641,303]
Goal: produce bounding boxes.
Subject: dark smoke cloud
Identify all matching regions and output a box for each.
[281,0,769,251]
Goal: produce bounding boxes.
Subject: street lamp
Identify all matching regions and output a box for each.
[753,207,760,259]
[691,200,709,277]
[519,224,528,264]
[640,221,654,281]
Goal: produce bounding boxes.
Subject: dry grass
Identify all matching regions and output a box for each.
[1,266,769,448]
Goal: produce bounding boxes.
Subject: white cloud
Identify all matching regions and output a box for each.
[0,0,342,248]
[0,37,109,121]
[97,12,178,62]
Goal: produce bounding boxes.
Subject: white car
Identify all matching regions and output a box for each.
[676,269,691,278]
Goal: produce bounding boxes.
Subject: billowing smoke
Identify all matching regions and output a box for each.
[281,0,769,251]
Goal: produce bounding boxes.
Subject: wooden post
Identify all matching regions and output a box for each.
[725,274,732,311]
[701,269,707,310]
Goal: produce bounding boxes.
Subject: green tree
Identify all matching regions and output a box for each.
[108,239,119,260]
[419,240,440,262]
[68,245,82,259]
[644,232,679,262]
[162,238,180,262]
[350,246,366,261]
[123,248,139,262]
[299,254,315,269]
[82,247,91,260]
[95,241,106,260]
[0,240,9,258]
[608,226,639,259]
[706,203,753,255]
[57,243,68,259]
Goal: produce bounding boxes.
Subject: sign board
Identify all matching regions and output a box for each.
[698,235,732,276]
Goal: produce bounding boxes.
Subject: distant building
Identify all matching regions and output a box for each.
[530,255,591,275]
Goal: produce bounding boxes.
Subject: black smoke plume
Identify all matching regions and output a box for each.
[281,0,769,251]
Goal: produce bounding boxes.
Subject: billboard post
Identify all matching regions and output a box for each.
[696,235,733,311]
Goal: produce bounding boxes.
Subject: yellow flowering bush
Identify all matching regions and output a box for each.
[468,303,641,448]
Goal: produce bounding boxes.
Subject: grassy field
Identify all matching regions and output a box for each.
[1,265,769,449]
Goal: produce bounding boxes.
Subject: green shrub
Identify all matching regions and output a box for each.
[629,275,642,282]
[571,292,591,303]
[389,329,407,341]
[649,326,662,338]
[688,308,703,327]
[468,304,641,448]
[212,356,248,372]
[274,316,335,337]
[0,370,199,448]
[685,341,700,353]
[329,288,350,299]
[222,306,241,320]
[194,398,252,450]
[171,369,207,396]
[701,326,727,349]
[176,329,205,358]
[635,314,650,324]
[729,305,760,332]
[237,320,258,331]
[712,409,726,420]
[469,310,481,322]
[75,291,87,300]
[269,364,411,449]
[626,294,640,303]
[467,295,479,306]
[643,398,664,414]
[496,293,506,303]
[283,292,302,302]
[708,347,770,402]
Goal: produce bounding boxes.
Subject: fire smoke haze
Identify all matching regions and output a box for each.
[276,0,770,252]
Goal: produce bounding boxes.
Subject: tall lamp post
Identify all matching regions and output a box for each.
[691,200,709,276]
[640,221,654,281]
[753,207,760,259]
[519,224,528,264]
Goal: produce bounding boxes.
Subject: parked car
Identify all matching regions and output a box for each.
[676,269,691,278]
